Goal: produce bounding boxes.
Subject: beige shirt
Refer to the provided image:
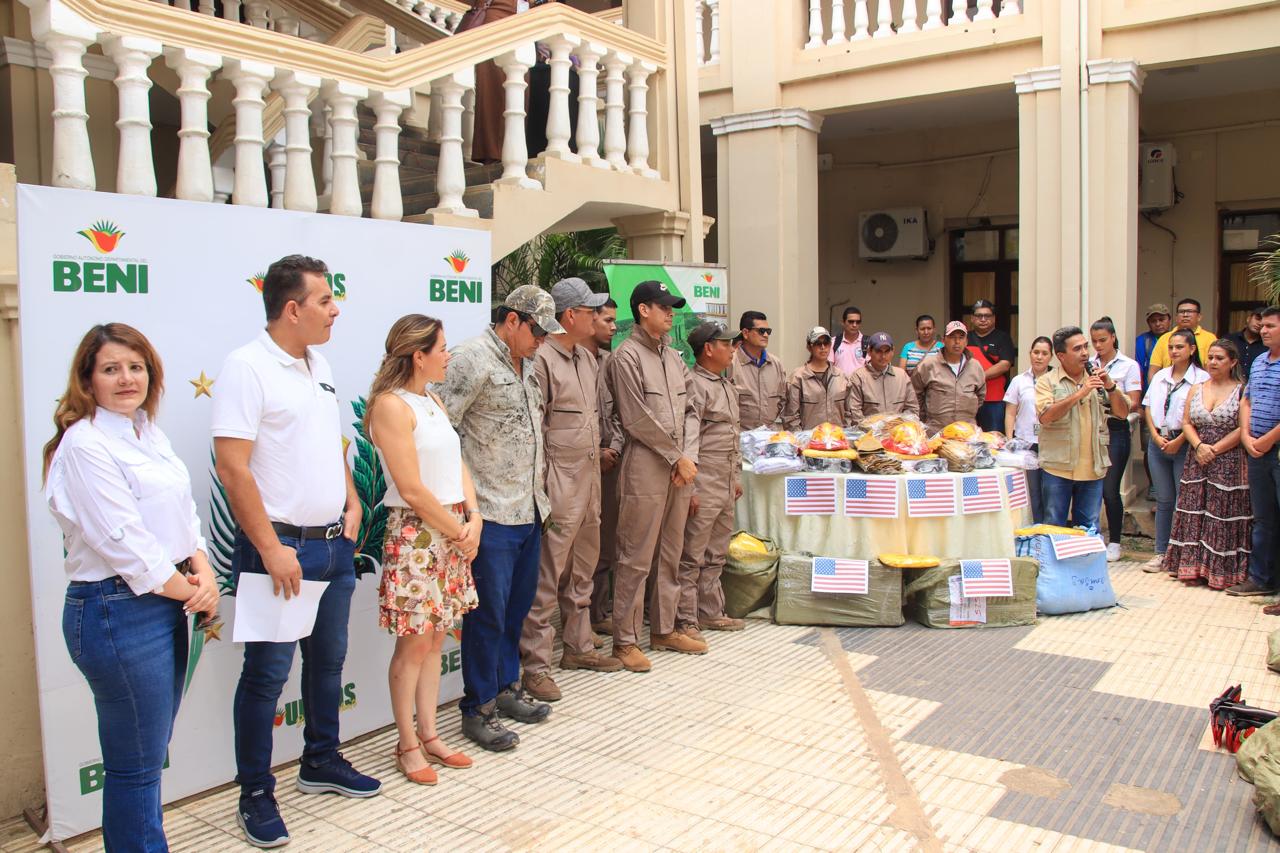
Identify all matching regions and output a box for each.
[609,325,699,465]
[1035,365,1110,481]
[594,349,623,456]
[846,363,919,424]
[687,363,742,494]
[533,336,601,469]
[783,364,852,431]
[729,346,786,430]
[910,351,986,432]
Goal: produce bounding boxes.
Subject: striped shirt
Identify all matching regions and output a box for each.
[1246,350,1280,438]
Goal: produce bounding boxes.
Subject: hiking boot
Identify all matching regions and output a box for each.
[461,703,519,752]
[591,618,614,636]
[560,650,623,672]
[496,685,552,723]
[700,615,746,632]
[678,622,707,646]
[295,752,381,798]
[651,630,708,655]
[237,788,289,848]
[521,670,562,702]
[611,643,652,672]
[1227,579,1274,597]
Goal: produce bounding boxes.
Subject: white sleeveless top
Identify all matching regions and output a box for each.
[378,389,466,507]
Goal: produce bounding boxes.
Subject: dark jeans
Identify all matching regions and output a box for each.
[64,577,186,853]
[1103,422,1132,544]
[1248,449,1280,589]
[232,530,356,794]
[1041,470,1104,530]
[461,515,541,715]
[978,400,1004,434]
[1027,466,1045,524]
[1147,437,1188,556]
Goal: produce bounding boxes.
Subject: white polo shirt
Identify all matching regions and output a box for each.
[211,330,346,526]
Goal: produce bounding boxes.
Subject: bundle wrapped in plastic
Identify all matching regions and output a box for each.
[874,414,929,456]
[807,422,849,451]
[859,412,905,434]
[855,450,904,475]
[739,427,778,462]
[753,430,804,474]
[803,456,853,474]
[937,439,977,472]
[903,457,949,474]
[977,431,1007,450]
[941,421,980,441]
[995,448,1039,470]
[1006,437,1036,453]
[971,441,996,469]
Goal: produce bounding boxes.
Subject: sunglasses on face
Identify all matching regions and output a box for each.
[521,317,548,338]
[750,327,773,335]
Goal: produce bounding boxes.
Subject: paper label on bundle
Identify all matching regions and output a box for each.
[948,576,987,625]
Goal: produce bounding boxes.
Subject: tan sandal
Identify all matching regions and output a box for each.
[394,741,438,785]
[420,734,473,769]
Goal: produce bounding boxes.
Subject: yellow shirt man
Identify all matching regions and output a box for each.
[1148,326,1216,373]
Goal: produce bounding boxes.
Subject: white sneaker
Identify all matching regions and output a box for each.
[1106,543,1121,562]
[1142,555,1165,572]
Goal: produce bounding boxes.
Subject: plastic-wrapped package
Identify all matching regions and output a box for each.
[971,441,996,469]
[995,449,1039,470]
[855,451,904,475]
[937,440,977,472]
[1006,437,1036,453]
[873,413,929,455]
[803,456,853,474]
[739,427,778,463]
[977,431,1007,450]
[772,553,905,627]
[858,413,905,433]
[807,422,849,451]
[753,455,805,475]
[941,421,981,441]
[903,457,949,474]
[723,531,780,617]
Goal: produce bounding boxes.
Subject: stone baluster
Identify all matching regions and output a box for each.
[1002,0,1022,16]
[974,0,996,20]
[852,0,870,38]
[36,12,99,191]
[318,104,334,197]
[899,0,921,32]
[447,12,461,30]
[708,0,720,63]
[427,70,478,217]
[602,50,630,172]
[427,85,444,142]
[949,0,970,24]
[196,0,215,14]
[322,80,368,216]
[245,0,270,28]
[542,35,581,162]
[873,0,894,37]
[221,0,241,23]
[574,42,607,169]
[461,87,476,162]
[225,59,274,207]
[369,90,410,221]
[273,9,300,36]
[164,47,221,202]
[805,0,824,49]
[626,60,657,178]
[267,139,286,208]
[494,46,540,190]
[829,0,847,43]
[431,6,448,28]
[103,36,161,196]
[274,70,320,211]
[922,0,944,28]
[694,0,705,64]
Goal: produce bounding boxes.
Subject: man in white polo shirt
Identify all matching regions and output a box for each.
[212,255,379,849]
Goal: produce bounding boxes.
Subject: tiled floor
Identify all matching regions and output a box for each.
[5,547,1280,851]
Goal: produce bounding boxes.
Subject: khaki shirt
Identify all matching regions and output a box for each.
[594,349,623,456]
[1035,365,1110,480]
[846,363,919,424]
[688,363,742,494]
[533,336,601,470]
[435,327,549,526]
[729,347,786,430]
[910,351,986,432]
[609,326,699,464]
[783,364,851,431]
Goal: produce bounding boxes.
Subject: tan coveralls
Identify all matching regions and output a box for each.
[590,348,622,624]
[783,364,852,430]
[609,325,699,645]
[519,337,601,673]
[730,347,786,430]
[846,363,920,423]
[677,364,741,625]
[910,351,986,432]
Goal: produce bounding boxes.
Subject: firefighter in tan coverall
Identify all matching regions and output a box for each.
[678,322,747,640]
[585,299,620,637]
[519,279,622,703]
[608,280,704,672]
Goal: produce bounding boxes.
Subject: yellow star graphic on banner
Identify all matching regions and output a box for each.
[189,370,215,398]
[202,620,223,642]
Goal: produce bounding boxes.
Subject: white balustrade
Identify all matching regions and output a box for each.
[426,70,477,217]
[267,139,286,208]
[873,0,893,37]
[923,0,944,29]
[602,50,630,172]
[707,0,720,63]
[196,0,215,15]
[1002,0,1022,15]
[974,0,996,20]
[272,9,300,36]
[368,89,411,221]
[322,79,367,216]
[694,0,705,64]
[244,0,270,28]
[105,35,161,196]
[626,59,657,179]
[226,58,274,207]
[899,0,921,33]
[574,42,607,169]
[274,70,320,211]
[494,46,541,190]
[165,47,221,202]
[318,104,335,197]
[801,0,1021,47]
[222,0,241,22]
[542,35,581,162]
[829,0,847,43]
[460,87,475,163]
[805,0,824,49]
[427,85,444,143]
[852,0,870,39]
[36,10,98,191]
[950,0,970,23]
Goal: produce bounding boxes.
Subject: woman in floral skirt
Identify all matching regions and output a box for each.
[1163,339,1252,589]
[367,315,482,784]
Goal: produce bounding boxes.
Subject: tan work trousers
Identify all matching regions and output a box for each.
[519,454,600,673]
[590,465,618,624]
[677,476,735,624]
[613,445,690,645]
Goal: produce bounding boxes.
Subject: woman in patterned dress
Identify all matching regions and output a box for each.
[367,315,482,784]
[1163,339,1252,589]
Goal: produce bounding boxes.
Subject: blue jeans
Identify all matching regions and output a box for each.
[63,577,187,853]
[1026,466,1045,525]
[978,400,1004,434]
[232,530,356,794]
[1103,423,1132,544]
[1040,470,1104,530]
[1248,449,1280,589]
[461,515,541,715]
[1147,437,1188,556]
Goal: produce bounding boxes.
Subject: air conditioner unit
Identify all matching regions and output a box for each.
[1139,142,1176,211]
[858,207,929,260]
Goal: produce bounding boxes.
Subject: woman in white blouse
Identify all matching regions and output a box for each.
[44,323,218,852]
[1090,318,1144,562]
[1142,328,1209,569]
[1003,335,1053,523]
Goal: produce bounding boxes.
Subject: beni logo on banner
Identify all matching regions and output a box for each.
[429,250,483,303]
[246,270,347,300]
[53,220,150,294]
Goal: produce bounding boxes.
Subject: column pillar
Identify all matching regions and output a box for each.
[1013,65,1064,359]
[710,108,822,359]
[614,210,699,262]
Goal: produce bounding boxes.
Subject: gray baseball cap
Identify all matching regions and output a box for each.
[687,321,736,349]
[550,277,608,313]
[503,285,565,334]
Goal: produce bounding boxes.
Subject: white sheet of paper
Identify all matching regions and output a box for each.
[232,574,330,643]
[948,576,987,625]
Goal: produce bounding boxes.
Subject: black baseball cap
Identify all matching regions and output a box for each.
[629,280,687,317]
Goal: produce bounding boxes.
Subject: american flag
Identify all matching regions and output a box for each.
[961,473,1003,514]
[1005,471,1029,510]
[785,476,837,515]
[1050,533,1107,561]
[845,477,899,518]
[960,559,1014,597]
[906,476,956,517]
[811,556,869,594]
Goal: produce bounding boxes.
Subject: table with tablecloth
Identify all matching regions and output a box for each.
[735,467,1031,559]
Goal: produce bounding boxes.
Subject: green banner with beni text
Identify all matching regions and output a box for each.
[602,261,729,366]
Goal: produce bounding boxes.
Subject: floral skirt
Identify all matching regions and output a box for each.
[1163,443,1252,590]
[378,505,478,636]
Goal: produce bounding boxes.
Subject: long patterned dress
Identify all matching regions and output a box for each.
[1163,385,1252,589]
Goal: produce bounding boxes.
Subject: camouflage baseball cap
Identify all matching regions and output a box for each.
[504,285,565,334]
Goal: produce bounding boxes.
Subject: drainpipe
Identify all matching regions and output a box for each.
[1079,0,1090,327]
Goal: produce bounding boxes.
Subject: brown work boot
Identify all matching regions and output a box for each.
[700,615,746,632]
[521,670,562,702]
[678,622,707,646]
[560,650,624,672]
[591,631,606,649]
[650,630,708,655]
[592,618,614,636]
[611,643,652,672]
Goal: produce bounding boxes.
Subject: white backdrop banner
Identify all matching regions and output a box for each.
[16,185,492,841]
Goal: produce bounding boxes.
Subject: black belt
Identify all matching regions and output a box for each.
[271,521,345,541]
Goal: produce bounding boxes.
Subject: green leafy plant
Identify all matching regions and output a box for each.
[1251,233,1280,305]
[493,227,627,300]
[207,447,237,595]
[350,397,387,577]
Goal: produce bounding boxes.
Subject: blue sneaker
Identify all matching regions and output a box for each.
[237,788,289,848]
[295,752,381,798]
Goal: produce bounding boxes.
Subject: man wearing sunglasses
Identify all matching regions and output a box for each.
[1147,297,1216,382]
[436,285,562,751]
[730,310,786,430]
